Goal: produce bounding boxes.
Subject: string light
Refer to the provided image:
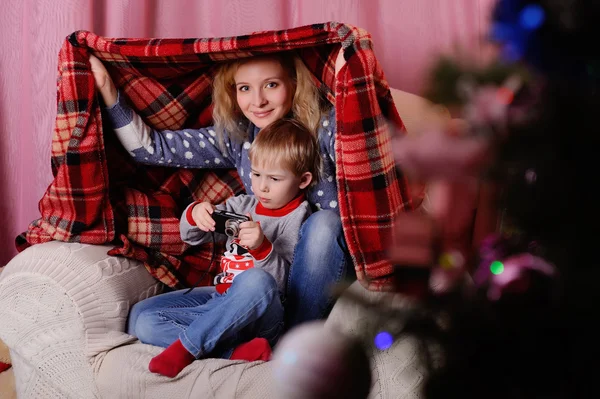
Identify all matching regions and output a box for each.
[374,331,394,350]
[525,168,537,184]
[439,250,465,270]
[490,260,505,275]
[496,87,515,105]
[491,3,546,63]
[520,5,545,30]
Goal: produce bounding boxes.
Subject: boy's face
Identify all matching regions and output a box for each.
[250,161,311,209]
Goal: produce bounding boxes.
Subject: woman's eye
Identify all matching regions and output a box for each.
[238,85,249,92]
[265,82,277,89]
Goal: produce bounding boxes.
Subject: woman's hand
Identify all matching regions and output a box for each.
[238,215,264,250]
[89,54,118,107]
[191,202,217,232]
[335,46,346,76]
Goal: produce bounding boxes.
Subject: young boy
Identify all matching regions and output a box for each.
[145,118,321,377]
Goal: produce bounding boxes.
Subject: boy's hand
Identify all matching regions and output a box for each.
[191,202,217,232]
[238,214,264,250]
[89,54,118,107]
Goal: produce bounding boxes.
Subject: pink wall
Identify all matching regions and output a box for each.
[0,0,496,265]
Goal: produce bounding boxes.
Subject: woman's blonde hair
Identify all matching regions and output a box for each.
[212,52,324,146]
[248,118,322,188]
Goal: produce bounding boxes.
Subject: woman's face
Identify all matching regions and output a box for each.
[234,58,295,128]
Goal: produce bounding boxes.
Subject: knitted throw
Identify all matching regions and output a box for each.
[16,22,414,291]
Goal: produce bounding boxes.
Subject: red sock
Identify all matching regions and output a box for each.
[0,361,10,373]
[149,339,196,378]
[230,338,272,362]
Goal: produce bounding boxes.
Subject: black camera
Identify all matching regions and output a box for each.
[212,210,250,238]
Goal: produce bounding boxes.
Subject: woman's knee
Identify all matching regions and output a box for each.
[302,210,343,244]
[304,210,342,233]
[299,211,345,259]
[292,210,350,283]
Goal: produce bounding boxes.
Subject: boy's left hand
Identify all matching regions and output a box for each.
[238,214,264,250]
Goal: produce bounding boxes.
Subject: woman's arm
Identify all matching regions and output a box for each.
[90,54,118,106]
[105,96,235,168]
[90,55,235,169]
[308,45,345,211]
[307,107,339,212]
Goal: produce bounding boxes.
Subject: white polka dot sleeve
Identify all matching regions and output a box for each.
[306,107,339,213]
[105,94,235,169]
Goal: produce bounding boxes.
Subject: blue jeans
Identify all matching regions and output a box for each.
[128,268,284,358]
[285,210,355,329]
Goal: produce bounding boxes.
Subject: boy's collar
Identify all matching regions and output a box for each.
[255,193,305,217]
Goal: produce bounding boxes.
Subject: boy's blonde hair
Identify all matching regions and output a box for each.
[248,119,322,189]
[212,52,324,145]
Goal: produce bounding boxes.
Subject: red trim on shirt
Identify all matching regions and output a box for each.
[255,194,305,217]
[248,237,273,260]
[186,201,202,226]
[216,283,231,294]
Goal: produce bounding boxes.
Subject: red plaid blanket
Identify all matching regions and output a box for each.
[16,22,415,291]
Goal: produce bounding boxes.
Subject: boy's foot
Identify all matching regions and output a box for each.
[230,337,272,362]
[149,339,195,378]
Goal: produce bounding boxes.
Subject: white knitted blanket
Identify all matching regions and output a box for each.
[0,241,426,398]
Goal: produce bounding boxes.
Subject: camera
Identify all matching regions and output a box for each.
[212,210,250,238]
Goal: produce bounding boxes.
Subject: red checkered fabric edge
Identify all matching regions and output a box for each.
[16,22,415,291]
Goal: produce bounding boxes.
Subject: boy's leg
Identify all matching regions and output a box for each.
[130,286,217,348]
[150,268,283,377]
[178,267,284,359]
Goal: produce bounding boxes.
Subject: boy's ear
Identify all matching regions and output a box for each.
[298,172,313,190]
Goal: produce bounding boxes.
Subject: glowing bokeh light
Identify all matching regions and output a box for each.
[439,252,454,269]
[520,5,545,30]
[282,350,297,365]
[374,331,394,350]
[490,260,505,275]
[496,87,515,105]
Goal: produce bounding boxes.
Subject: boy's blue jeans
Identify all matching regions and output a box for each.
[127,210,354,354]
[128,268,284,358]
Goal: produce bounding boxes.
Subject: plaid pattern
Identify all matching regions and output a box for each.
[16,22,414,291]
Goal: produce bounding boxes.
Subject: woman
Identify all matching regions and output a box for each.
[90,49,352,332]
